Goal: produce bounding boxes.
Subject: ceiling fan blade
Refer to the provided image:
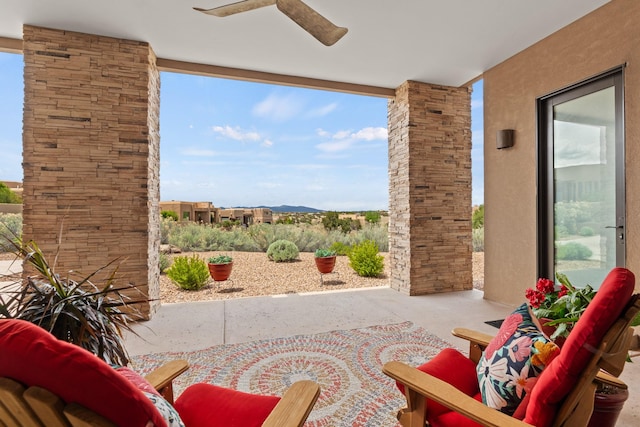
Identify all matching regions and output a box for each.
[276,0,348,46]
[194,0,277,17]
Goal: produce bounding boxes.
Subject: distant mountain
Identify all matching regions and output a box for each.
[221,205,323,213]
[259,205,323,213]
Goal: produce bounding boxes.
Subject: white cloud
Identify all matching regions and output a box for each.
[252,93,304,121]
[261,139,274,148]
[351,127,388,141]
[212,125,261,142]
[315,126,388,153]
[316,140,354,153]
[306,103,338,118]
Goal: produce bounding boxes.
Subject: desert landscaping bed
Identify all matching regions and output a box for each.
[159,251,485,304]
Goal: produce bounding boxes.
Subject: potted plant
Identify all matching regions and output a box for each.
[207,254,233,281]
[0,234,144,366]
[314,248,337,274]
[525,273,640,427]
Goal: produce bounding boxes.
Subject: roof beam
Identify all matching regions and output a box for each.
[0,36,395,98]
[156,58,396,98]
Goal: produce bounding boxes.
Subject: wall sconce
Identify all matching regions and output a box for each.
[496,129,515,149]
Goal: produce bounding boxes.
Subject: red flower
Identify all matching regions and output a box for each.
[558,284,568,298]
[536,278,555,294]
[525,288,546,308]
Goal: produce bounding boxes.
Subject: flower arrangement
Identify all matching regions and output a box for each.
[525,272,595,340]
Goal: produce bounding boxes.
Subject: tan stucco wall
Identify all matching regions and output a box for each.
[483,0,640,305]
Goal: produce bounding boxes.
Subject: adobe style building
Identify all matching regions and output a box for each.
[160,201,273,226]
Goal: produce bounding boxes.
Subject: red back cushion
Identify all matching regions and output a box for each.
[523,267,635,427]
[0,319,167,427]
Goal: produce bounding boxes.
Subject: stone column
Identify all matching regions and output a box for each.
[22,26,160,319]
[388,81,472,295]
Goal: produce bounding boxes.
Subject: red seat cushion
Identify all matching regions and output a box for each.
[0,319,167,427]
[523,267,635,427]
[174,383,281,427]
[396,348,480,420]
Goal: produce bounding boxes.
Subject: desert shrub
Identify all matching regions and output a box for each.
[364,211,381,224]
[0,183,21,204]
[330,241,351,256]
[556,242,593,261]
[0,213,22,250]
[472,205,484,229]
[579,226,595,237]
[351,224,388,251]
[166,255,210,290]
[348,240,384,277]
[161,210,178,221]
[472,227,484,252]
[555,225,569,239]
[267,239,299,262]
[159,252,172,273]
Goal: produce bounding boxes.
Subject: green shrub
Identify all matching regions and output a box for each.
[578,226,595,237]
[364,211,381,224]
[159,252,172,273]
[267,239,299,262]
[472,227,484,252]
[0,213,22,251]
[330,241,351,256]
[472,205,484,229]
[0,183,21,204]
[556,242,593,261]
[348,240,384,277]
[166,255,210,290]
[161,210,178,221]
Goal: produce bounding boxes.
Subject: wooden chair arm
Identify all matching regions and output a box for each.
[262,380,320,427]
[383,361,533,427]
[452,328,494,364]
[143,359,189,404]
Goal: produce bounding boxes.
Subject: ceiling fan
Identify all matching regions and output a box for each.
[193,0,348,46]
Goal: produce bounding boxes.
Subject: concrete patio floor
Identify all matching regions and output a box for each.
[124,285,640,426]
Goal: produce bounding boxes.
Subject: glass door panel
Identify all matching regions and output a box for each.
[538,69,624,290]
[553,87,616,288]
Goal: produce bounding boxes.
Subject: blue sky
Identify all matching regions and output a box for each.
[0,51,484,210]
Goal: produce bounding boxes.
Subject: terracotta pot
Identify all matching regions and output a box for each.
[314,256,336,274]
[208,262,233,281]
[587,387,629,427]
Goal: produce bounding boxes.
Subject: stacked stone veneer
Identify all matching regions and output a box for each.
[22,26,161,319]
[388,81,472,295]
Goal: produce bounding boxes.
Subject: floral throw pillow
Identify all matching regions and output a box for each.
[476,303,560,416]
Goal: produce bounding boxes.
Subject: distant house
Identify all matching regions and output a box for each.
[160,201,272,225]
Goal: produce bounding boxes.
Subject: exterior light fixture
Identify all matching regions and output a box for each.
[496,129,515,149]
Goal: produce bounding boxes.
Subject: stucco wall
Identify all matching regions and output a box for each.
[483,0,640,304]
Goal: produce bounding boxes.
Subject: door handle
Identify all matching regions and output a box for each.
[605,225,624,240]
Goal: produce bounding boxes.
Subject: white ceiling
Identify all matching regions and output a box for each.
[0,0,610,90]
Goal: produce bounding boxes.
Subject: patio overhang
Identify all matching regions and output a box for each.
[0,1,610,91]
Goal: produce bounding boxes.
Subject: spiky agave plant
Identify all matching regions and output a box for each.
[0,233,146,366]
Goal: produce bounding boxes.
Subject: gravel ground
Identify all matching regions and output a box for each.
[159,251,485,303]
